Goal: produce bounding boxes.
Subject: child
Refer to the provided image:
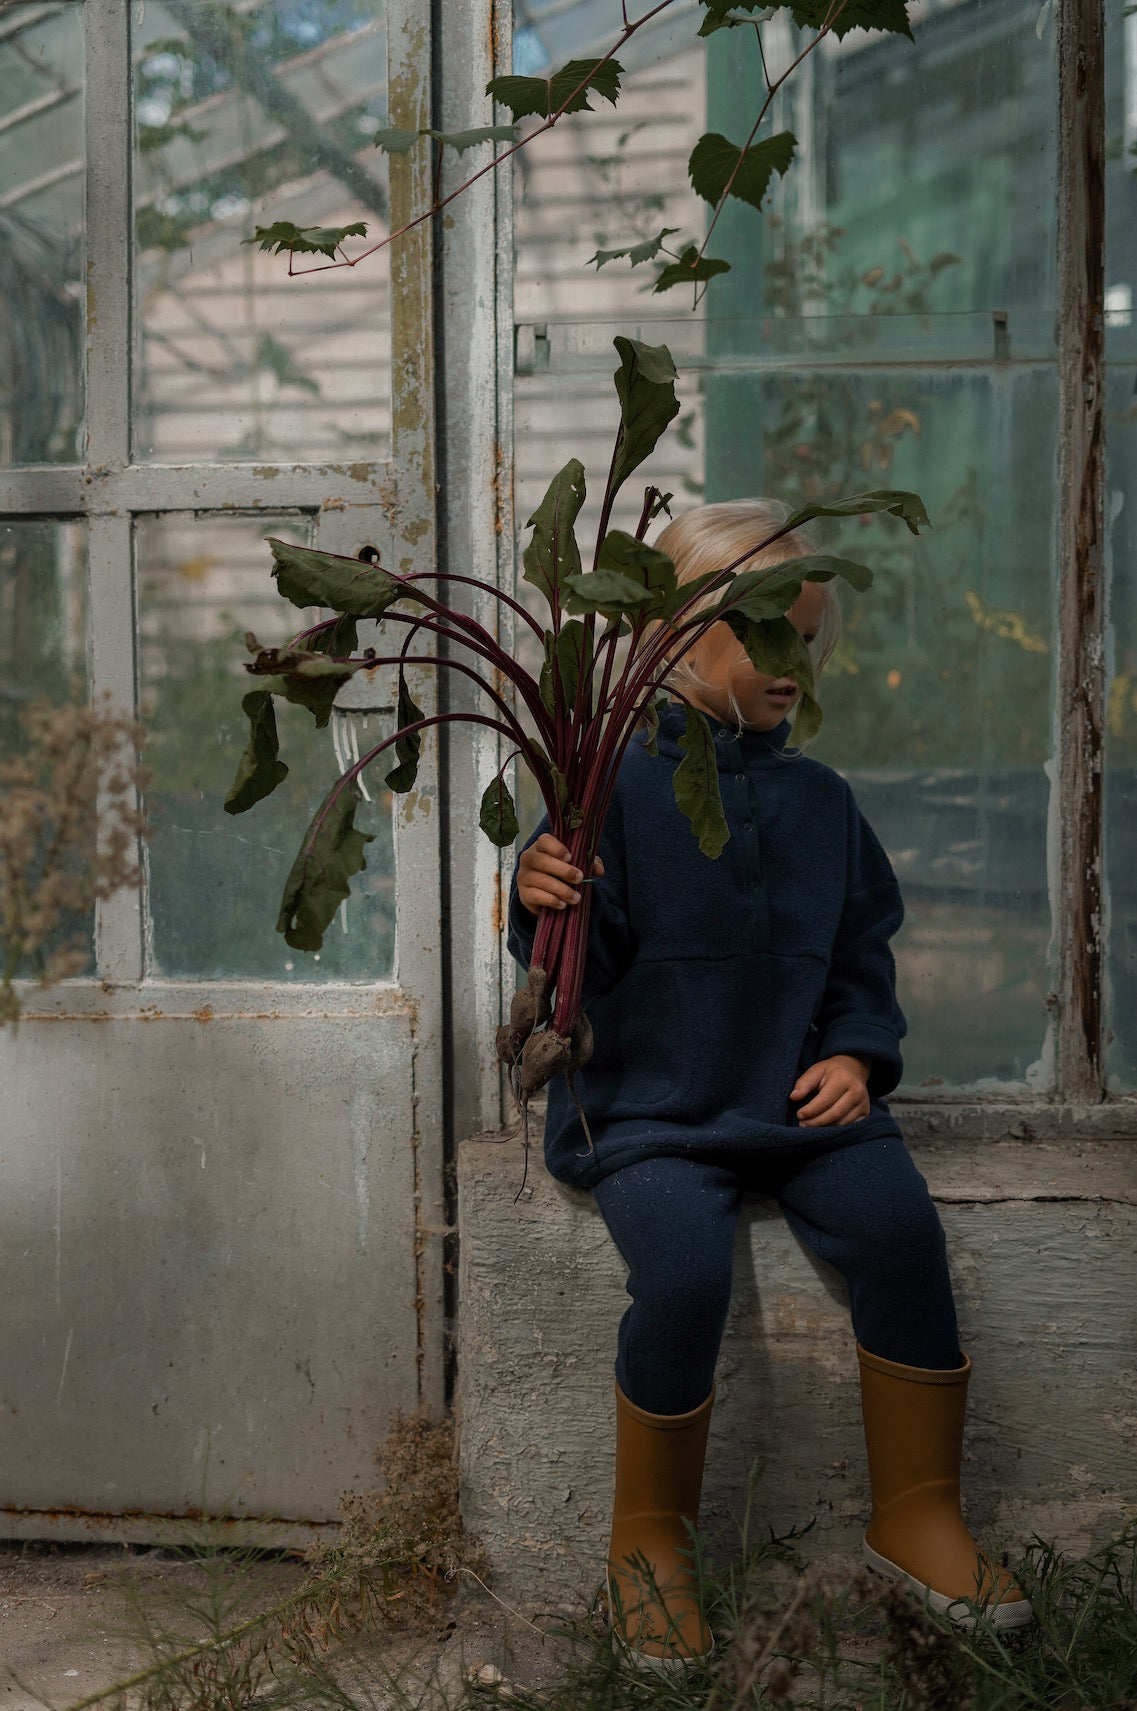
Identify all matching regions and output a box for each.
[507,500,1031,1668]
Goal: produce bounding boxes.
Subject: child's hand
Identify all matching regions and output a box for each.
[790,1055,871,1127]
[517,833,604,914]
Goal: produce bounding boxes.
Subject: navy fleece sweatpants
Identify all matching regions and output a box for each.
[591,1134,961,1415]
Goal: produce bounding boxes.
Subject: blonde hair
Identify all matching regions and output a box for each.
[650,498,841,735]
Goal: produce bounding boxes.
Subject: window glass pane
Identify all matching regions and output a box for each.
[139,514,395,981]
[1104,3,1137,1087]
[132,1,390,463]
[0,518,93,981]
[746,0,1057,319]
[513,17,706,327]
[800,369,1054,1088]
[0,5,85,464]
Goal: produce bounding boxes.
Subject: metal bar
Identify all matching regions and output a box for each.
[0,84,80,142]
[387,0,446,1416]
[84,0,131,474]
[92,462,383,513]
[0,5,66,49]
[435,0,511,1154]
[85,0,143,982]
[1053,0,1106,1099]
[493,0,517,1126]
[1,463,384,515]
[0,158,81,209]
[90,510,145,982]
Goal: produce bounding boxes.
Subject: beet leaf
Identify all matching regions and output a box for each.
[269,538,406,619]
[276,779,374,951]
[385,676,425,793]
[224,690,289,815]
[674,704,731,859]
[609,337,681,501]
[243,644,368,728]
[480,772,520,846]
[522,459,587,607]
[539,622,594,719]
[781,489,931,535]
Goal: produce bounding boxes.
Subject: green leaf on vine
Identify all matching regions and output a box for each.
[439,124,519,153]
[224,689,289,815]
[699,0,779,19]
[277,781,373,952]
[244,221,367,258]
[689,130,796,211]
[674,704,730,858]
[479,773,520,846]
[523,459,587,606]
[370,126,423,153]
[268,539,405,620]
[788,0,913,39]
[486,58,623,121]
[697,4,778,36]
[589,228,680,269]
[372,124,518,154]
[610,337,681,499]
[653,248,732,292]
[385,675,425,793]
[253,332,320,396]
[781,488,931,535]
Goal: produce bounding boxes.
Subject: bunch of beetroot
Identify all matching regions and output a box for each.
[226,337,927,1114]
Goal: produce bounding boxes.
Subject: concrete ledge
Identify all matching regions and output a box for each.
[457,1129,1137,1605]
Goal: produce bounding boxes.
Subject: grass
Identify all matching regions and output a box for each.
[44,1437,1137,1711]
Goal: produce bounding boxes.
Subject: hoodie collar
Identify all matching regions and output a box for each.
[652,701,793,771]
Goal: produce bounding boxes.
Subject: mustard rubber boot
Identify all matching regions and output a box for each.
[607,1382,715,1670]
[857,1344,1032,1632]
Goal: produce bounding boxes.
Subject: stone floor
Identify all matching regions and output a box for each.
[0,1542,586,1711]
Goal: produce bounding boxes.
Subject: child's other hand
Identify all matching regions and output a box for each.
[517,833,604,914]
[791,1055,871,1127]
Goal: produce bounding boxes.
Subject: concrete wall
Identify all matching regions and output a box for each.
[457,1126,1137,1606]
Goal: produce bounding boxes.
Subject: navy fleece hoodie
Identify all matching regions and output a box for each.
[507,703,907,1188]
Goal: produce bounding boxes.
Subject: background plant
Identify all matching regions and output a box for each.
[250,0,917,303]
[0,697,148,1026]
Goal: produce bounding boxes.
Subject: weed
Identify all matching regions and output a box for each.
[0,695,148,1024]
[60,1411,484,1711]
[306,1408,491,1634]
[53,1453,1137,1711]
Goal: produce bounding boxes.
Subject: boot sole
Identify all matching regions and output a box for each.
[863,1543,1034,1632]
[612,1628,715,1677]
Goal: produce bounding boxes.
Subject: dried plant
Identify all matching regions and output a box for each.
[875,1579,975,1711]
[0,695,148,1025]
[306,1407,490,1635]
[63,1411,485,1711]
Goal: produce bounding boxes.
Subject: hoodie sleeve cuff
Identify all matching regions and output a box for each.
[507,887,538,967]
[817,1019,903,1100]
